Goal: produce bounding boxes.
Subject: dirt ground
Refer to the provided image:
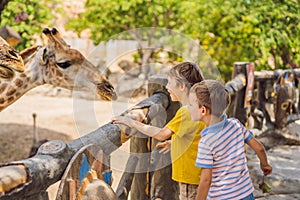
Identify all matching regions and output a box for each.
[0,85,142,199]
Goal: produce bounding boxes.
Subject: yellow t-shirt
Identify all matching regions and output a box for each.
[166,106,205,184]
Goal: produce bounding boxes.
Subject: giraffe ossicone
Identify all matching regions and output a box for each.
[0,27,117,111]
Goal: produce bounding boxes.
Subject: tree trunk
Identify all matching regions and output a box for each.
[0,0,10,16]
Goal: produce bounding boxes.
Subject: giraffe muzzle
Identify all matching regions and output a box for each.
[96,82,117,101]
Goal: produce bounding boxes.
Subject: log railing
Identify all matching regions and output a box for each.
[0,75,171,200]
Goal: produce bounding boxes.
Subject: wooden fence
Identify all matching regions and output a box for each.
[226,62,299,129]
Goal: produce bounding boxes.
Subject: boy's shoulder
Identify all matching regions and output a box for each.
[227,117,241,125]
[224,117,247,132]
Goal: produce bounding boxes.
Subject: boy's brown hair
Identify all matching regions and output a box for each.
[167,61,204,90]
[191,80,230,117]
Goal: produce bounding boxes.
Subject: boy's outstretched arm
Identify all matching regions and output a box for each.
[246,137,273,176]
[112,116,173,141]
[196,168,212,200]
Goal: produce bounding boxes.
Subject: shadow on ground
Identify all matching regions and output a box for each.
[0,123,71,163]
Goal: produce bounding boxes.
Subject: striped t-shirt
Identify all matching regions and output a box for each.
[195,115,254,200]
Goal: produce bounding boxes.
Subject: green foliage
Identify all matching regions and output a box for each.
[66,0,300,81]
[0,0,58,50]
[189,0,300,79]
[67,0,183,44]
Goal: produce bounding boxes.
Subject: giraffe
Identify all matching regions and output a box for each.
[0,36,24,79]
[0,28,116,111]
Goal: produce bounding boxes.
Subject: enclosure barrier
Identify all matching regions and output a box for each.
[0,75,170,200]
[226,62,299,129]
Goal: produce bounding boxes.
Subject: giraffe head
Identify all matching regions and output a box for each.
[38,28,116,101]
[0,36,24,79]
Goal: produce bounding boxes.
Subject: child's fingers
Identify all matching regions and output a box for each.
[262,166,272,176]
[159,147,170,154]
[156,140,171,154]
[111,116,127,124]
[263,169,272,176]
[156,142,167,148]
[158,148,165,154]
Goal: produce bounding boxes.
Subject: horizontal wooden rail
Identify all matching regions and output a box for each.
[254,69,300,81]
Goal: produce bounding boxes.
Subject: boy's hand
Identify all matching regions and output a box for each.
[112,116,136,143]
[260,164,272,176]
[112,116,134,127]
[156,140,171,154]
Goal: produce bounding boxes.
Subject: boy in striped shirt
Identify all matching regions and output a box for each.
[188,80,272,200]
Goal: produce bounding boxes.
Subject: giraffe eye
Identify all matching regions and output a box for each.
[57,61,72,69]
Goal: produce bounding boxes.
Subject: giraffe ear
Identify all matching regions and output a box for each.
[20,45,39,59]
[20,45,40,63]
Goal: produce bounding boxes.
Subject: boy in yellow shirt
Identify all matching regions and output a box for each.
[113,61,205,199]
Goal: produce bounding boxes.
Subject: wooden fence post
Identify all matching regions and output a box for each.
[148,75,180,200]
[128,74,180,200]
[227,62,249,125]
[116,155,139,199]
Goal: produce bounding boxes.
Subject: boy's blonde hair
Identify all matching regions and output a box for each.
[167,61,204,90]
[191,80,230,117]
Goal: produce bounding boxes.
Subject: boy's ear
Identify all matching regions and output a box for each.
[201,106,209,115]
[201,107,206,115]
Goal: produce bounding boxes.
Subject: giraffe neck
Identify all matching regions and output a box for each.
[0,51,45,111]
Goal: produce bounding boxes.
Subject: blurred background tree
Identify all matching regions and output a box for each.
[66,0,194,79]
[188,0,300,79]
[0,0,299,81]
[0,0,60,50]
[66,0,300,80]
